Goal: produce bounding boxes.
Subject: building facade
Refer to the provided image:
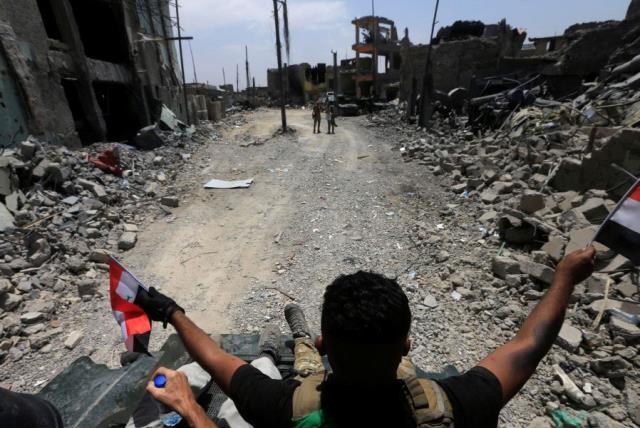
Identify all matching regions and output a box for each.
[0,0,185,147]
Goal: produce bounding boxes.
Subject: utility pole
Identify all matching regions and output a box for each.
[273,0,287,132]
[419,0,440,128]
[331,50,338,93]
[223,67,226,87]
[371,0,376,100]
[236,64,239,94]
[245,45,251,94]
[175,0,190,124]
[188,41,198,84]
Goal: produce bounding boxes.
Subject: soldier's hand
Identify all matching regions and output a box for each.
[147,368,195,415]
[134,287,184,328]
[555,246,596,285]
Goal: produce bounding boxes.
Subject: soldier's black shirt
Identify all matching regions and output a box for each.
[228,365,503,428]
[0,388,63,428]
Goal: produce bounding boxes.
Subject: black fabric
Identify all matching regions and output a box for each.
[0,388,64,428]
[320,375,415,428]
[229,364,301,428]
[437,367,503,428]
[229,364,503,428]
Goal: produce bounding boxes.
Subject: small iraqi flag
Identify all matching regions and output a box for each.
[109,257,151,353]
[594,179,640,265]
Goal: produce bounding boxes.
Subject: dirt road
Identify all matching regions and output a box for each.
[9,108,549,425]
[124,108,435,338]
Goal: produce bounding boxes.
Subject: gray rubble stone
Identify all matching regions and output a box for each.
[0,202,15,232]
[566,226,606,254]
[0,279,11,295]
[480,190,499,204]
[542,236,566,262]
[123,223,139,232]
[590,356,632,378]
[609,316,640,339]
[27,238,51,267]
[20,312,44,325]
[66,256,86,274]
[89,249,112,264]
[77,178,107,200]
[0,293,22,311]
[519,191,545,214]
[118,232,137,251]
[16,280,32,293]
[435,250,450,263]
[556,321,582,352]
[519,259,555,284]
[20,141,36,160]
[76,279,98,297]
[479,210,497,223]
[160,196,180,208]
[422,294,438,309]
[627,389,640,425]
[492,256,521,279]
[64,331,83,349]
[587,411,625,428]
[62,196,79,205]
[577,197,609,224]
[615,281,637,298]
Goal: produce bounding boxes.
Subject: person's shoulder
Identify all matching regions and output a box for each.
[436,367,503,428]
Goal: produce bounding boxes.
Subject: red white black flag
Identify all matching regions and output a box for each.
[594,179,640,265]
[109,257,151,353]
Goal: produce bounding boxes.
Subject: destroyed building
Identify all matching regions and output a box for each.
[352,16,402,100]
[0,0,186,148]
[267,62,339,104]
[185,83,229,123]
[399,19,527,102]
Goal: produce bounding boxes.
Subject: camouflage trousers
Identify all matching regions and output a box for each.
[293,337,324,378]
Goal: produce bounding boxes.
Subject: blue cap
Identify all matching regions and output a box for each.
[154,374,167,388]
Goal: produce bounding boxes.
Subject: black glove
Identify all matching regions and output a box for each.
[134,286,184,328]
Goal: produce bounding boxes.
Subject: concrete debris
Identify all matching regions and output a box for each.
[363,12,640,423]
[135,125,165,150]
[64,331,83,350]
[118,232,137,251]
[556,322,583,353]
[0,120,215,376]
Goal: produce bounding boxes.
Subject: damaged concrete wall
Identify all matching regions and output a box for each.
[544,20,640,77]
[0,1,79,146]
[399,20,525,101]
[551,129,640,196]
[0,0,185,147]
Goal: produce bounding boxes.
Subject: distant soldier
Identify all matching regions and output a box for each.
[326,103,336,134]
[312,102,322,134]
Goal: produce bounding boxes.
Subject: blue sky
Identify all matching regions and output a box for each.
[176,0,630,88]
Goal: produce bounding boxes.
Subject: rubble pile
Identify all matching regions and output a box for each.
[0,124,217,366]
[367,43,640,428]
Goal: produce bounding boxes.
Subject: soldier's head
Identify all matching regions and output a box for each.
[318,271,411,384]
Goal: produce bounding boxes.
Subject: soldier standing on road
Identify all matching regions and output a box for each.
[326,103,336,134]
[312,102,322,134]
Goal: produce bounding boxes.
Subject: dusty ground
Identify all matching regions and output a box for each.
[9,108,553,426]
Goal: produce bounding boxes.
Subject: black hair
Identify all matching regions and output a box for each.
[321,271,411,344]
